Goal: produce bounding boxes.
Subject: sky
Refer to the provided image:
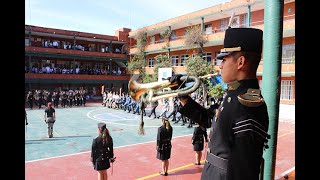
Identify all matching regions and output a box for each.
[25,0,229,35]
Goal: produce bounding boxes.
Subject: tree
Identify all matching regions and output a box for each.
[127,54,145,74]
[154,53,172,79]
[207,81,226,99]
[160,27,172,50]
[185,55,216,77]
[185,55,218,107]
[184,25,208,57]
[136,29,147,54]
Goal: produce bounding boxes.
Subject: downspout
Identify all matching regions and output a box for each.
[261,0,284,180]
[247,4,251,27]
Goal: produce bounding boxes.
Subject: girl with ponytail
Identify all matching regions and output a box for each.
[91,123,115,180]
[156,117,173,176]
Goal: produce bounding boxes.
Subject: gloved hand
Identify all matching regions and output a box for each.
[26,122,28,125]
[109,157,116,163]
[168,74,185,91]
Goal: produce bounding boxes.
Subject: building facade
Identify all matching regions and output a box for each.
[25,25,131,96]
[128,0,295,104]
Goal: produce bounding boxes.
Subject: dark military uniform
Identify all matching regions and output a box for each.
[156,125,173,160]
[192,126,208,151]
[91,135,114,171]
[178,28,269,180]
[180,80,269,180]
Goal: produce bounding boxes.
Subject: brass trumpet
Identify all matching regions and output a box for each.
[128,73,219,104]
[128,73,219,135]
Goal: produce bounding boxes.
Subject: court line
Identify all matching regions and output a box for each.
[278,130,294,138]
[87,107,192,128]
[25,133,192,163]
[275,166,295,180]
[93,113,136,121]
[135,160,205,180]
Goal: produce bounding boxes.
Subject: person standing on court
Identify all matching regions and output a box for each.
[156,117,173,176]
[25,109,28,125]
[44,102,56,138]
[148,99,159,118]
[91,123,115,180]
[171,27,270,180]
[192,126,208,165]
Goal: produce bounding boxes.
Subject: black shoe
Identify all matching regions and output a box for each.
[181,123,185,126]
[159,172,168,176]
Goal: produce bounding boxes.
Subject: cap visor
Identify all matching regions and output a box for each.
[216,52,232,59]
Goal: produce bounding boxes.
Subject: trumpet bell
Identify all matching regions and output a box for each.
[128,78,171,101]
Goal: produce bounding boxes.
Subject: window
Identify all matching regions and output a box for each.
[180,54,189,66]
[202,52,212,64]
[159,35,164,43]
[170,31,176,40]
[148,58,155,67]
[205,24,212,34]
[241,14,248,27]
[220,18,229,32]
[280,80,294,100]
[150,36,155,44]
[184,29,189,36]
[282,44,295,64]
[213,51,222,65]
[171,55,179,66]
[25,38,30,46]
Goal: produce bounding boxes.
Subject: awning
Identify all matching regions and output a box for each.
[212,75,227,89]
[114,61,126,68]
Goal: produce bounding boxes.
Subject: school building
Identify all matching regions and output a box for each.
[25,25,131,96]
[128,0,295,104]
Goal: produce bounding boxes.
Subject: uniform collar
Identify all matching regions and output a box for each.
[227,79,260,91]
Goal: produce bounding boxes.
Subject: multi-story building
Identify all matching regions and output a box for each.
[25,25,131,96]
[128,0,295,104]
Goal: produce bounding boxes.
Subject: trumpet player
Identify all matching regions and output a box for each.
[172,28,270,180]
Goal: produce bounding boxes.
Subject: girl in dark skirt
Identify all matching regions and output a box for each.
[156,117,173,176]
[91,123,115,180]
[192,126,208,165]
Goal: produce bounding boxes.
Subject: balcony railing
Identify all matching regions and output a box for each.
[25,46,127,59]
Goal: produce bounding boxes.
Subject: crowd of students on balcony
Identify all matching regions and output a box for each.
[25,64,126,76]
[26,38,123,54]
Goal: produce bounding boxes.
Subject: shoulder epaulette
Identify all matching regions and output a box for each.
[237,88,264,107]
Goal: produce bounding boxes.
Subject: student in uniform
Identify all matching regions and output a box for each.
[156,117,173,176]
[91,123,116,180]
[192,126,208,165]
[44,102,55,138]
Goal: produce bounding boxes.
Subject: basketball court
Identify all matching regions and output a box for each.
[25,104,295,179]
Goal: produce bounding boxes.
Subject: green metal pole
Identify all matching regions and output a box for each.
[201,17,204,32]
[247,5,251,27]
[261,1,284,180]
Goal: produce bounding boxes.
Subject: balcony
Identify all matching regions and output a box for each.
[25,46,127,60]
[25,73,130,83]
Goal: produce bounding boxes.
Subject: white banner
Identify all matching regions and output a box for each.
[158,68,172,82]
